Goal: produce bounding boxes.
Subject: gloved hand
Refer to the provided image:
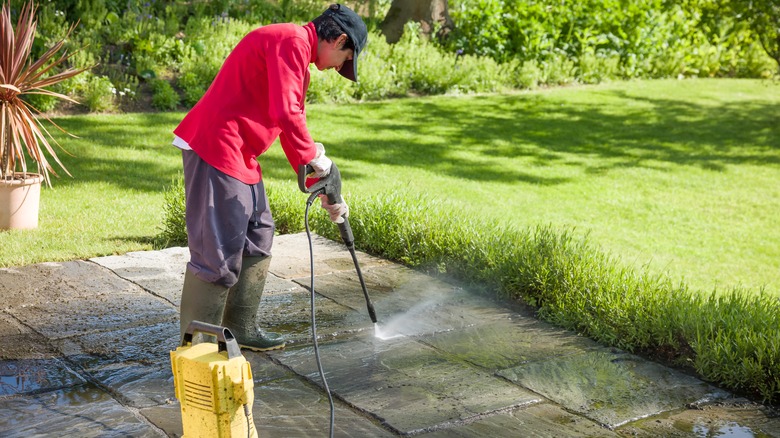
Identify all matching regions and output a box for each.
[319,194,349,224]
[307,142,332,178]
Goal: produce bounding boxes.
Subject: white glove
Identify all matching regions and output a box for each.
[319,194,349,224]
[308,142,332,178]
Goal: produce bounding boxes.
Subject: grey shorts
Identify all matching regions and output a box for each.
[182,150,274,287]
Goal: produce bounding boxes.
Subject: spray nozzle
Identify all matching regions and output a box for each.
[373,322,404,341]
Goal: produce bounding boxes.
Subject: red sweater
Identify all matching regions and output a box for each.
[174,22,319,184]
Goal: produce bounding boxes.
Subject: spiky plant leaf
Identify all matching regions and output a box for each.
[0,1,89,186]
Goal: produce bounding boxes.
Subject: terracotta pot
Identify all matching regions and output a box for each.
[0,173,43,230]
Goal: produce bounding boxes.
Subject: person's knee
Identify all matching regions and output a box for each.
[187,261,239,288]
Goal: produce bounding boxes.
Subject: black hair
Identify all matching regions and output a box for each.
[312,13,355,51]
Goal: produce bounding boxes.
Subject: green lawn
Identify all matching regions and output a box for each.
[2,78,778,295]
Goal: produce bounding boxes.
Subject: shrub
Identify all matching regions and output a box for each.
[154,174,187,248]
[175,16,255,106]
[578,50,621,84]
[515,60,543,89]
[307,27,516,103]
[150,79,180,110]
[540,52,577,86]
[445,0,776,82]
[75,73,116,112]
[353,33,408,101]
[177,70,213,108]
[307,65,354,104]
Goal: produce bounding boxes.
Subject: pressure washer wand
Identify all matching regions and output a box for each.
[345,237,378,323]
[298,163,378,324]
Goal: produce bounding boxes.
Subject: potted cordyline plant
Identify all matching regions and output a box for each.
[0,1,87,229]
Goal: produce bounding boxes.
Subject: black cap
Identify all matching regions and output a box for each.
[322,4,367,82]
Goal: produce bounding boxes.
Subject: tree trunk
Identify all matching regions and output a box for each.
[379,0,453,44]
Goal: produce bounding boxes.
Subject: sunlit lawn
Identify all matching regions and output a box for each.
[2,78,777,295]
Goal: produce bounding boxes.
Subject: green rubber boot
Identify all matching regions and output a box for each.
[179,268,230,344]
[222,256,285,351]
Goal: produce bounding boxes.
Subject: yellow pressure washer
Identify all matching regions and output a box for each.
[171,321,257,438]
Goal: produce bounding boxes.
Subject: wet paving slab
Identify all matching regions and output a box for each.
[256,274,368,346]
[498,349,731,429]
[296,263,524,339]
[417,402,620,437]
[615,399,780,437]
[0,383,159,437]
[271,335,542,435]
[0,311,58,360]
[54,321,180,408]
[417,316,603,371]
[252,378,394,437]
[0,357,85,398]
[1,232,779,437]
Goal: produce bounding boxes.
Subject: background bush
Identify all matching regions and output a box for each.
[6,0,775,113]
[445,0,776,80]
[150,78,180,110]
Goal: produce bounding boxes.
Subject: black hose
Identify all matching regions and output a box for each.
[243,403,252,438]
[305,193,336,438]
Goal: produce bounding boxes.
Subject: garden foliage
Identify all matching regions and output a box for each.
[5,0,777,112]
[445,0,775,81]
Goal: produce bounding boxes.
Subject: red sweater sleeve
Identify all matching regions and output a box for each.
[267,37,317,172]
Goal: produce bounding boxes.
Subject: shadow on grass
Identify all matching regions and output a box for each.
[42,87,780,191]
[42,112,184,193]
[259,88,779,184]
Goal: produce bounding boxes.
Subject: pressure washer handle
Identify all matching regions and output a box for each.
[182,321,243,359]
[297,163,352,246]
[297,163,344,205]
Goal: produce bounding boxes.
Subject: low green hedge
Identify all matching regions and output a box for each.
[157,178,780,404]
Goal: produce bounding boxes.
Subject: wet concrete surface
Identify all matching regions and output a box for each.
[0,232,778,437]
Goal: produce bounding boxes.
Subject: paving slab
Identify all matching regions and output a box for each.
[293,264,517,337]
[498,349,731,429]
[418,317,603,371]
[0,311,58,360]
[0,232,776,438]
[4,260,176,340]
[256,274,366,346]
[0,383,160,437]
[54,321,180,408]
[89,246,190,305]
[270,233,389,279]
[271,336,541,435]
[0,357,85,397]
[614,398,780,437]
[418,402,619,437]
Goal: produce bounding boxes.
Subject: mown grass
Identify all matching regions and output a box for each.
[2,79,778,295]
[0,113,184,265]
[268,78,780,295]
